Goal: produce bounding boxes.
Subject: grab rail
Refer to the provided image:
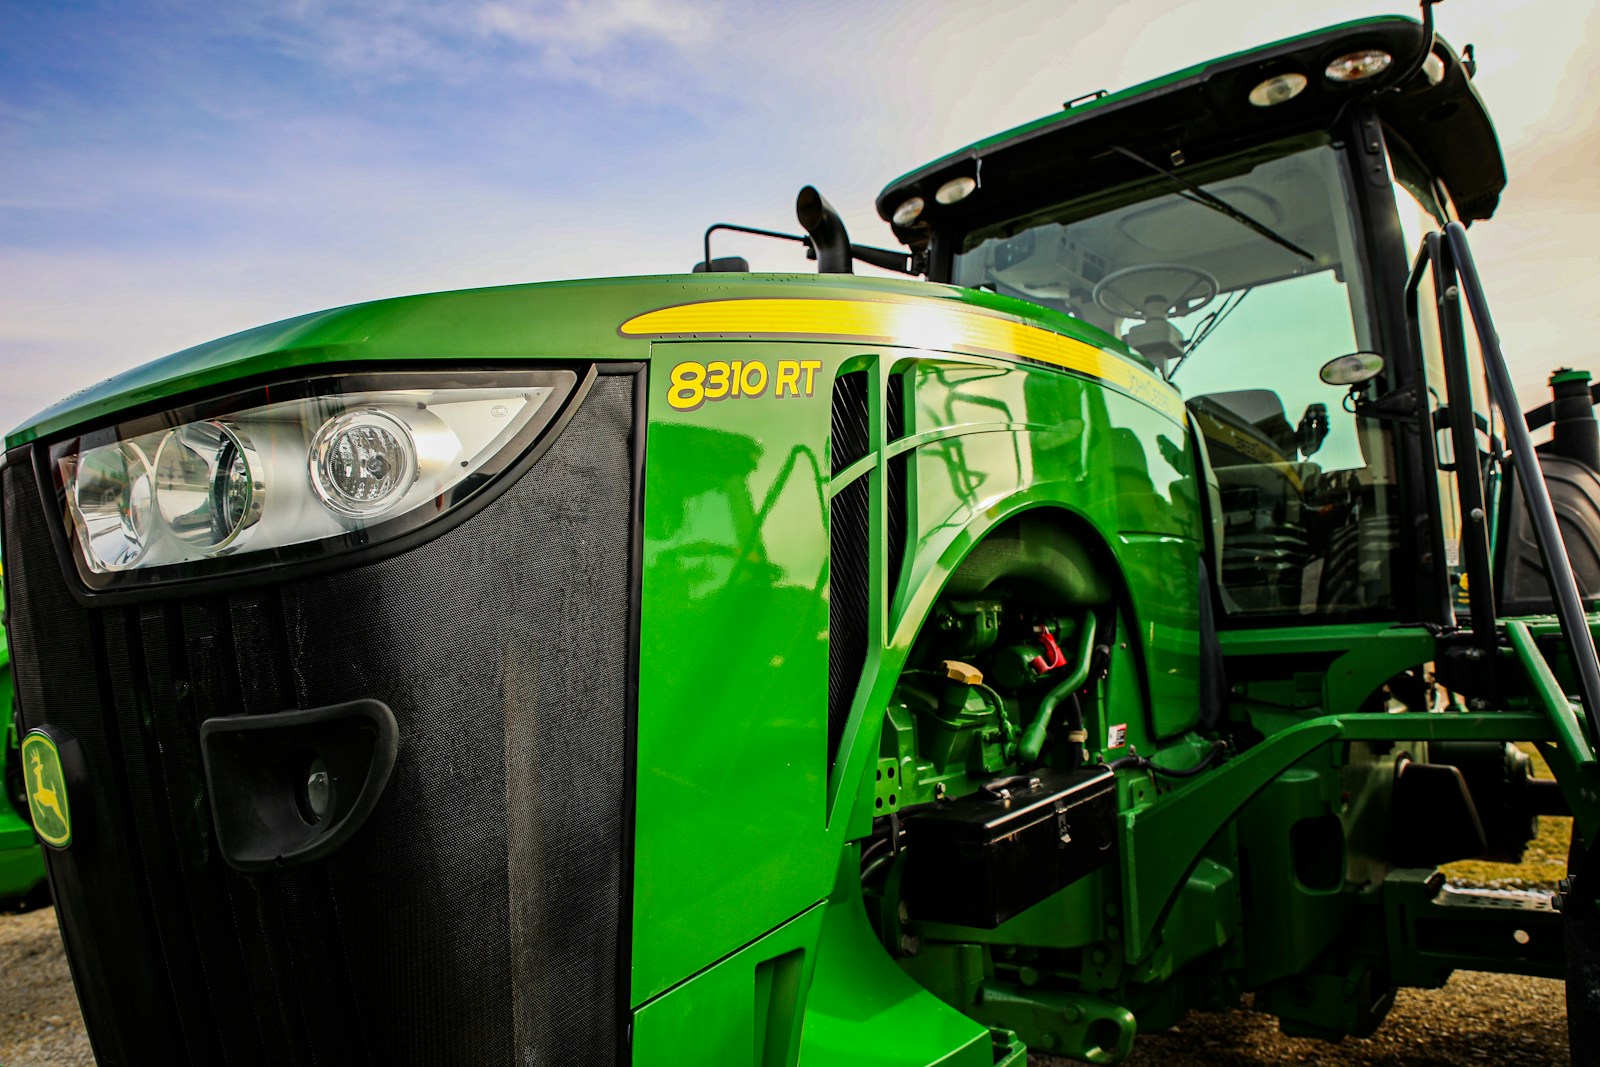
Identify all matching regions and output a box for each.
[1444,221,1600,749]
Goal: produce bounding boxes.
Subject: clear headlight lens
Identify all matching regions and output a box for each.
[891,196,925,227]
[154,421,262,550]
[935,176,976,205]
[1324,49,1392,83]
[51,369,577,588]
[1248,72,1308,107]
[71,441,156,570]
[310,409,419,518]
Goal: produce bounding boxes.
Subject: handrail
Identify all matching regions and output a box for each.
[1505,620,1595,766]
[1428,231,1498,645]
[1444,221,1600,749]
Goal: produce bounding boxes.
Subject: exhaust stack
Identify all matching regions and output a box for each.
[1543,367,1600,471]
[796,186,853,274]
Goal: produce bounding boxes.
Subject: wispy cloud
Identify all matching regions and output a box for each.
[3,0,1599,435]
[232,0,724,98]
[475,0,714,51]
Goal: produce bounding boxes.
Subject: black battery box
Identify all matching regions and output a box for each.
[903,767,1117,928]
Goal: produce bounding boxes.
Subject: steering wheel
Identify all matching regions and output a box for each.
[1092,263,1219,321]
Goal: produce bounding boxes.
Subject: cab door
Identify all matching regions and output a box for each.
[1386,128,1501,637]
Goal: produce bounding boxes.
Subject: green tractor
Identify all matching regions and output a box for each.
[3,4,1597,1064]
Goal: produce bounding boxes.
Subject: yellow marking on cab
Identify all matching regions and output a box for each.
[620,298,1184,423]
[1192,409,1304,493]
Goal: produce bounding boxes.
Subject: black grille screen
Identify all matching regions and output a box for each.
[828,370,872,774]
[885,372,908,602]
[1,373,637,1067]
[830,369,871,476]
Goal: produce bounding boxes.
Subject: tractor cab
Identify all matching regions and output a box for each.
[877,13,1504,626]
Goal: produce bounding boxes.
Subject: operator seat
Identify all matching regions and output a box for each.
[1188,389,1318,613]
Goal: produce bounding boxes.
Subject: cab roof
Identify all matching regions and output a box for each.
[877,16,1505,243]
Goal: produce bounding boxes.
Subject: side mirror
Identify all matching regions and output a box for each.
[693,256,751,273]
[1320,351,1385,386]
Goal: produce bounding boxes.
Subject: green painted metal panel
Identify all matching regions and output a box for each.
[631,903,825,1067]
[633,341,837,1005]
[798,888,992,1067]
[1120,718,1342,959]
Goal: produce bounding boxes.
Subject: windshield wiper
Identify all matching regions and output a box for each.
[1170,287,1251,378]
[1111,146,1315,262]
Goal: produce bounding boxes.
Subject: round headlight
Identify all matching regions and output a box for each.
[936,176,977,205]
[1248,72,1308,107]
[892,196,925,227]
[155,421,262,551]
[1325,49,1392,83]
[310,409,418,518]
[73,442,155,571]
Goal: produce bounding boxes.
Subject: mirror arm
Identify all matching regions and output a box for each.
[701,223,815,270]
[1355,384,1423,423]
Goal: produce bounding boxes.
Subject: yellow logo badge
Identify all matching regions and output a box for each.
[20,731,71,849]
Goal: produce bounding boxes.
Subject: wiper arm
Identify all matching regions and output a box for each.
[1171,286,1251,379]
[1111,146,1315,262]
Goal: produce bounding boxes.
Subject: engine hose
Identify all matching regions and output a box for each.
[975,682,1018,745]
[860,856,892,884]
[1154,740,1227,777]
[1105,740,1227,777]
[1018,615,1099,764]
[1064,694,1086,770]
[858,836,892,868]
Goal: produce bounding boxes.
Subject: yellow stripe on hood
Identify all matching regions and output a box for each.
[620,297,1184,423]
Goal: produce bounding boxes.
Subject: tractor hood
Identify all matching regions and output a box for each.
[6,273,1138,448]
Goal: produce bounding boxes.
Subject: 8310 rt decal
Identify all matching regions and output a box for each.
[667,358,824,412]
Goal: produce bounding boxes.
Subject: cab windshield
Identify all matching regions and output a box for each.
[953,138,1400,620]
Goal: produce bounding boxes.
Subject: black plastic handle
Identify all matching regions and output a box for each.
[200,699,400,872]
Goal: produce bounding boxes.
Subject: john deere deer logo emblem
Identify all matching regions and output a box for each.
[20,732,71,848]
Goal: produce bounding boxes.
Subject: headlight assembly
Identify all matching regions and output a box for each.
[48,368,579,590]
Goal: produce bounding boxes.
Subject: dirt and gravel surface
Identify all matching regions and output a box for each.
[0,900,1573,1066]
[1037,973,1570,1066]
[0,906,92,1067]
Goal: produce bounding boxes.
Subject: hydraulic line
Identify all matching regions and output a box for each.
[1105,739,1227,777]
[1018,616,1099,764]
[1063,694,1087,770]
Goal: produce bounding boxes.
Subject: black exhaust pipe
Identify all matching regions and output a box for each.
[796,185,853,274]
[1544,368,1600,471]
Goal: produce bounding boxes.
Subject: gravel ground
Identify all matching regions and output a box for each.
[1037,973,1569,1066]
[0,905,92,1067]
[0,901,1573,1066]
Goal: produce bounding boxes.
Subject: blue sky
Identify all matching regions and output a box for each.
[2,0,1597,434]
